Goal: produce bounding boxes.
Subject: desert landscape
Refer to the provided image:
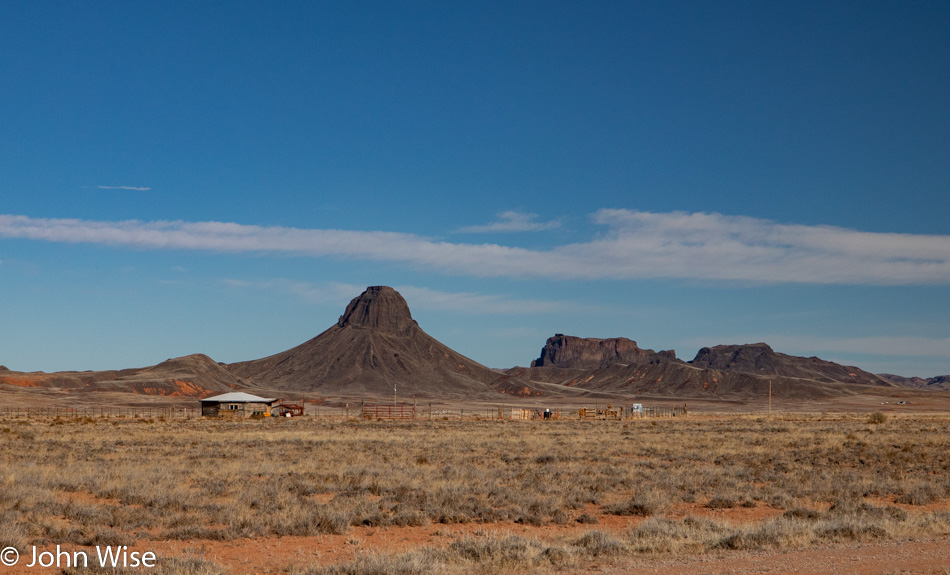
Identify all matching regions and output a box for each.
[1,287,949,574]
[5,2,950,573]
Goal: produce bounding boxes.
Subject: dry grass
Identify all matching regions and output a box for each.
[1,412,949,573]
[60,556,227,575]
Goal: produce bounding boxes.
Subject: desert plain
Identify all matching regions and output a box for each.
[1,407,950,575]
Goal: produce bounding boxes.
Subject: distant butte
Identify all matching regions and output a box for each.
[227,286,547,399]
[689,343,892,386]
[336,285,419,334]
[531,333,675,369]
[509,335,899,400]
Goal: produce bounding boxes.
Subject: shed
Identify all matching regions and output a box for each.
[200,392,278,418]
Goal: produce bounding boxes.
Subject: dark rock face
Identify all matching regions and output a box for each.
[517,338,901,400]
[690,343,778,373]
[690,343,892,386]
[880,373,950,390]
[930,375,950,389]
[531,333,676,369]
[337,286,418,335]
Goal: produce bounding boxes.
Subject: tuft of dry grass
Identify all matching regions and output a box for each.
[61,555,227,575]
[868,411,888,424]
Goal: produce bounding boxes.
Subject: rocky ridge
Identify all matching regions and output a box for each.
[879,373,950,390]
[531,334,675,369]
[0,353,245,397]
[511,336,901,400]
[689,343,892,386]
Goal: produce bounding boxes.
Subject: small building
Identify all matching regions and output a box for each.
[200,392,278,418]
[272,402,305,417]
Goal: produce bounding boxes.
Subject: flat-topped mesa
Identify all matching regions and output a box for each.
[531,333,676,369]
[337,286,418,335]
[690,342,778,372]
[689,342,894,386]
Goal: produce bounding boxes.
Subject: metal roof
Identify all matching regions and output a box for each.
[200,392,278,403]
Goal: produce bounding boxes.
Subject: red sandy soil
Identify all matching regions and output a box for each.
[10,537,950,575]
[144,509,950,575]
[7,497,950,575]
[612,539,950,574]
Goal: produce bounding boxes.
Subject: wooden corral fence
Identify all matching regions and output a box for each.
[430,408,463,420]
[579,406,623,420]
[362,403,416,420]
[500,408,561,420]
[508,408,532,420]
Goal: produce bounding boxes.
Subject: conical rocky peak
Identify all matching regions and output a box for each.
[230,284,539,398]
[337,286,417,334]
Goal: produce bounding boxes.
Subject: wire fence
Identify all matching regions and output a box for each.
[636,406,688,418]
[0,403,688,421]
[0,406,199,418]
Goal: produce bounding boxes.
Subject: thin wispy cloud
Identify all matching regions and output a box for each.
[457,211,561,233]
[394,285,572,314]
[97,185,151,191]
[3,210,950,285]
[222,279,361,304]
[223,279,569,314]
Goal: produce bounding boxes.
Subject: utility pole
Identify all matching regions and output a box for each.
[768,379,772,416]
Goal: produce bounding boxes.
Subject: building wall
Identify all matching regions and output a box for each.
[201,401,273,418]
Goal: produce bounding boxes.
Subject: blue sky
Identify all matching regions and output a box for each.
[1,1,949,377]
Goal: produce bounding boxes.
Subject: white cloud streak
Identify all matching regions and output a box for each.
[2,210,950,285]
[393,285,571,314]
[584,210,950,284]
[457,211,561,233]
[97,185,151,191]
[222,278,360,304]
[223,279,569,314]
